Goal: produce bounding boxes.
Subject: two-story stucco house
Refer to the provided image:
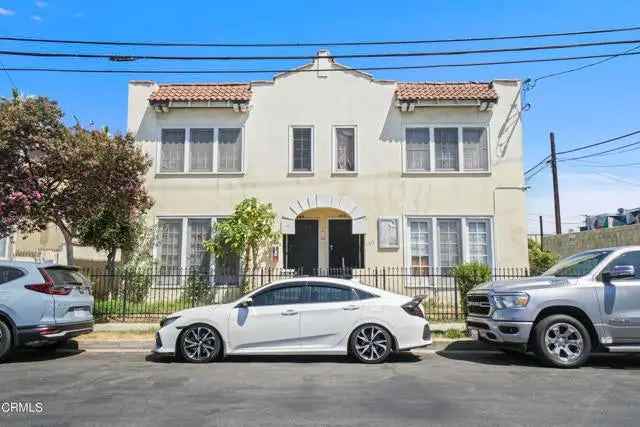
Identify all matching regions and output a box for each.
[127,51,528,276]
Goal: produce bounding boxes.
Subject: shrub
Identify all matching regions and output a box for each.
[452,262,492,315]
[183,273,215,306]
[528,238,559,275]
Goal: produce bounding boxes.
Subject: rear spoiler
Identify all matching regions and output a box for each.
[405,294,427,308]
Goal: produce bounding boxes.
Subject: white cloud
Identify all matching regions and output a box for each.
[35,1,47,7]
[31,15,43,21]
[0,7,15,16]
[527,170,640,233]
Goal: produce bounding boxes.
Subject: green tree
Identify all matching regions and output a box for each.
[0,92,152,265]
[203,198,278,280]
[452,262,493,315]
[528,238,559,275]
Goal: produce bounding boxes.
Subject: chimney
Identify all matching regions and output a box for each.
[315,49,332,78]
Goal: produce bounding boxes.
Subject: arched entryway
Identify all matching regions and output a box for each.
[281,195,367,274]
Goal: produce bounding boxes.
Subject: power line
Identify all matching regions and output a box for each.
[4,51,640,74]
[570,160,640,168]
[557,129,640,155]
[2,38,640,61]
[532,43,640,84]
[558,139,640,161]
[2,25,640,48]
[524,156,550,176]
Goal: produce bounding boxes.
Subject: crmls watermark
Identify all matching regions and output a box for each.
[1,401,45,415]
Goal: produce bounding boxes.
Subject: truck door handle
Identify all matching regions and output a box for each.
[281,309,299,316]
[343,305,360,311]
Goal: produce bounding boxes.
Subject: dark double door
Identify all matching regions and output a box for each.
[284,219,364,275]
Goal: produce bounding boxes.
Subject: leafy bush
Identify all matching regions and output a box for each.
[528,238,559,275]
[183,273,215,306]
[452,262,492,315]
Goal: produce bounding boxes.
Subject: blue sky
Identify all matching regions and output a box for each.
[1,0,639,233]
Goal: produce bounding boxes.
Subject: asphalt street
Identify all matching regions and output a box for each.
[1,341,639,427]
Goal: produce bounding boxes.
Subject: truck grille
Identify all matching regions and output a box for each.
[467,293,491,316]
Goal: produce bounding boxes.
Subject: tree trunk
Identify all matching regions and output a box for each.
[251,244,259,272]
[106,248,117,276]
[56,221,75,266]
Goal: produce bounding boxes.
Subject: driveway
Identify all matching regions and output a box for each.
[1,342,639,426]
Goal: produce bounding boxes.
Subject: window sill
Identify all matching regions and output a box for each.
[331,171,358,177]
[287,171,315,177]
[155,172,245,178]
[402,171,491,177]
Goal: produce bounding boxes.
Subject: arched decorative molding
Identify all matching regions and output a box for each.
[280,194,367,235]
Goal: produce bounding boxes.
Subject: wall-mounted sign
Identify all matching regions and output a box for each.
[378,217,400,249]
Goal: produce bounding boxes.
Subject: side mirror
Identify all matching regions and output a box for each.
[236,297,253,308]
[603,265,636,282]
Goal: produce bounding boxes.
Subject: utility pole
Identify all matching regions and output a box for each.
[550,132,562,234]
[539,215,544,250]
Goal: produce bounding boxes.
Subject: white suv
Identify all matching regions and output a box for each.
[0,261,94,361]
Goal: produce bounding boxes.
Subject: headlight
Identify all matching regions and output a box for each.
[160,316,180,328]
[492,293,529,309]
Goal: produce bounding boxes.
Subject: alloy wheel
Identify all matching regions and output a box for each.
[354,325,389,362]
[181,326,219,362]
[544,322,584,364]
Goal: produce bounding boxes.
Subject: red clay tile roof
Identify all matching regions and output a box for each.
[149,83,251,103]
[396,82,497,102]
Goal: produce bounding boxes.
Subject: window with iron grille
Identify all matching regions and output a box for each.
[409,219,432,275]
[160,129,185,172]
[291,127,313,172]
[438,219,462,270]
[467,220,491,265]
[434,128,459,171]
[187,219,212,271]
[157,219,183,271]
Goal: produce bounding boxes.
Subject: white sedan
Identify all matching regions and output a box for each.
[154,277,431,364]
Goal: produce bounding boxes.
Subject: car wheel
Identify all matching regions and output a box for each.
[350,324,393,364]
[0,319,13,362]
[178,324,222,363]
[534,314,591,368]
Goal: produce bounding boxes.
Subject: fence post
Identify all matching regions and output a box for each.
[453,275,459,320]
[382,267,386,291]
[121,271,128,322]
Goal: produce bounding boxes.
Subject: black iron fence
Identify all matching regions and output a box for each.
[84,267,529,322]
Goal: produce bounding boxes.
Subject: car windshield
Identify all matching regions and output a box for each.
[543,250,613,278]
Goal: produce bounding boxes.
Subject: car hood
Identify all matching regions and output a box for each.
[168,304,220,319]
[470,276,576,293]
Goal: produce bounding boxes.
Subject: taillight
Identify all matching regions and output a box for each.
[25,269,72,296]
[402,301,425,318]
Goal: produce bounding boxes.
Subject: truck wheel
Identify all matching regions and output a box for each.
[534,314,591,368]
[0,319,13,362]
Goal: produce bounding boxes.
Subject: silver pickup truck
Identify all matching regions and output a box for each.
[466,246,640,368]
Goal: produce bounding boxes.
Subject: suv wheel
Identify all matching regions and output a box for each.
[0,319,13,362]
[534,314,591,368]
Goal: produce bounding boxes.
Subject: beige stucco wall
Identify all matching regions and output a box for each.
[129,56,528,269]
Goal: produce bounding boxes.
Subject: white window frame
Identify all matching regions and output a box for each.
[402,124,491,175]
[288,125,315,175]
[156,126,245,175]
[331,125,358,175]
[404,215,495,271]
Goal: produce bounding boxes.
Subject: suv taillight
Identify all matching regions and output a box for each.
[24,269,72,296]
[402,301,425,318]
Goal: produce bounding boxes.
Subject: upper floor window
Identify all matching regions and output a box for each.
[333,126,357,173]
[218,128,243,172]
[290,127,313,173]
[159,127,243,174]
[160,129,186,172]
[404,126,489,173]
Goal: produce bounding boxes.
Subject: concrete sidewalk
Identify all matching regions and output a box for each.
[95,321,466,333]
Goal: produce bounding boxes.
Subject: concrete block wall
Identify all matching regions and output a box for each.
[543,224,640,258]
